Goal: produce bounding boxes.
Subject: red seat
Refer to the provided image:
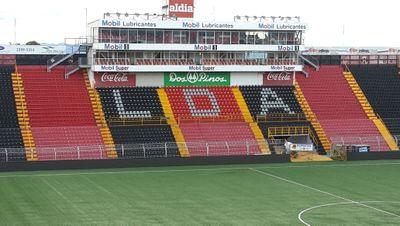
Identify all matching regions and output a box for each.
[297,66,390,151]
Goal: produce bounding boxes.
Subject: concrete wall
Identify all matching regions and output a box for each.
[136,73,164,87]
[230,73,263,86]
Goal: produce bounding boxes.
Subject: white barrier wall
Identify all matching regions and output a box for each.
[136,73,164,87]
[230,73,263,86]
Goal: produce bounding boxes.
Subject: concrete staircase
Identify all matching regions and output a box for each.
[84,73,118,158]
[11,72,37,161]
[294,82,331,152]
[232,87,270,154]
[343,71,398,151]
[157,88,189,157]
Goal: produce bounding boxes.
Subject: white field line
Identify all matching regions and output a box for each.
[42,178,87,216]
[0,161,400,178]
[248,168,400,226]
[298,201,400,226]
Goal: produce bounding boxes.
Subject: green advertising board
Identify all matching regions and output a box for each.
[164,72,231,86]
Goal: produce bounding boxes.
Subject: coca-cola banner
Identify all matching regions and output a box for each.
[94,72,136,88]
[263,72,295,86]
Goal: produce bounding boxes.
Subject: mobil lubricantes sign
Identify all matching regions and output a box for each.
[164,72,230,86]
[167,0,194,18]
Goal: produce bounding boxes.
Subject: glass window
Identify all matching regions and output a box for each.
[189,31,198,44]
[146,30,155,43]
[138,30,146,43]
[171,52,178,59]
[206,32,215,44]
[181,31,189,44]
[156,30,163,43]
[111,29,119,43]
[223,32,230,44]
[199,32,206,44]
[100,29,110,43]
[231,32,239,44]
[120,29,128,43]
[173,30,181,44]
[287,32,295,45]
[215,32,223,44]
[164,30,172,43]
[246,32,255,45]
[239,32,246,44]
[135,52,144,59]
[270,32,278,45]
[129,30,137,43]
[279,32,288,45]
[254,32,264,45]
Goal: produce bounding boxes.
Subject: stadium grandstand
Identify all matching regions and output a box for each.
[1,0,400,225]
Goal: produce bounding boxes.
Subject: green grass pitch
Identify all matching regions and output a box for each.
[1,160,400,225]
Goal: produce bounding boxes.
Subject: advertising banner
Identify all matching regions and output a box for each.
[94,72,136,88]
[290,144,314,152]
[168,0,194,18]
[263,72,295,86]
[98,19,307,31]
[0,45,67,55]
[93,43,303,52]
[164,72,230,86]
[93,65,303,72]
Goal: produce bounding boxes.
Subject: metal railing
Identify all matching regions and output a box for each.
[108,117,169,126]
[0,139,268,163]
[330,136,389,152]
[176,115,244,124]
[256,113,307,123]
[93,58,300,66]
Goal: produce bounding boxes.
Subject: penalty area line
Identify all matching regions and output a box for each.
[248,168,400,225]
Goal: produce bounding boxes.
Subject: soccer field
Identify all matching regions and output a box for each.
[1,160,400,225]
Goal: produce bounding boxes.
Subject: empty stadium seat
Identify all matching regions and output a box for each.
[297,66,390,151]
[97,87,164,120]
[240,85,323,153]
[180,122,261,156]
[240,86,303,118]
[165,87,261,156]
[166,87,243,122]
[19,66,106,161]
[0,66,25,162]
[110,126,178,158]
[349,65,400,135]
[97,87,178,158]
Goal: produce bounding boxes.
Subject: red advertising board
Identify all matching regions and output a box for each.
[94,72,136,88]
[168,0,194,18]
[263,72,295,86]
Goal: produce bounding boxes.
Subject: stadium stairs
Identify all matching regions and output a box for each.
[97,87,179,158]
[83,75,118,158]
[297,65,391,151]
[11,71,36,160]
[240,85,326,154]
[158,88,189,157]
[18,66,107,161]
[343,69,398,150]
[165,87,264,157]
[293,82,331,152]
[0,66,26,162]
[349,65,400,142]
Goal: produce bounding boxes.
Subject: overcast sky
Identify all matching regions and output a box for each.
[0,0,399,47]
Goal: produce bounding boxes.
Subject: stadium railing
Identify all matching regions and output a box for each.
[330,135,394,152]
[0,140,268,163]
